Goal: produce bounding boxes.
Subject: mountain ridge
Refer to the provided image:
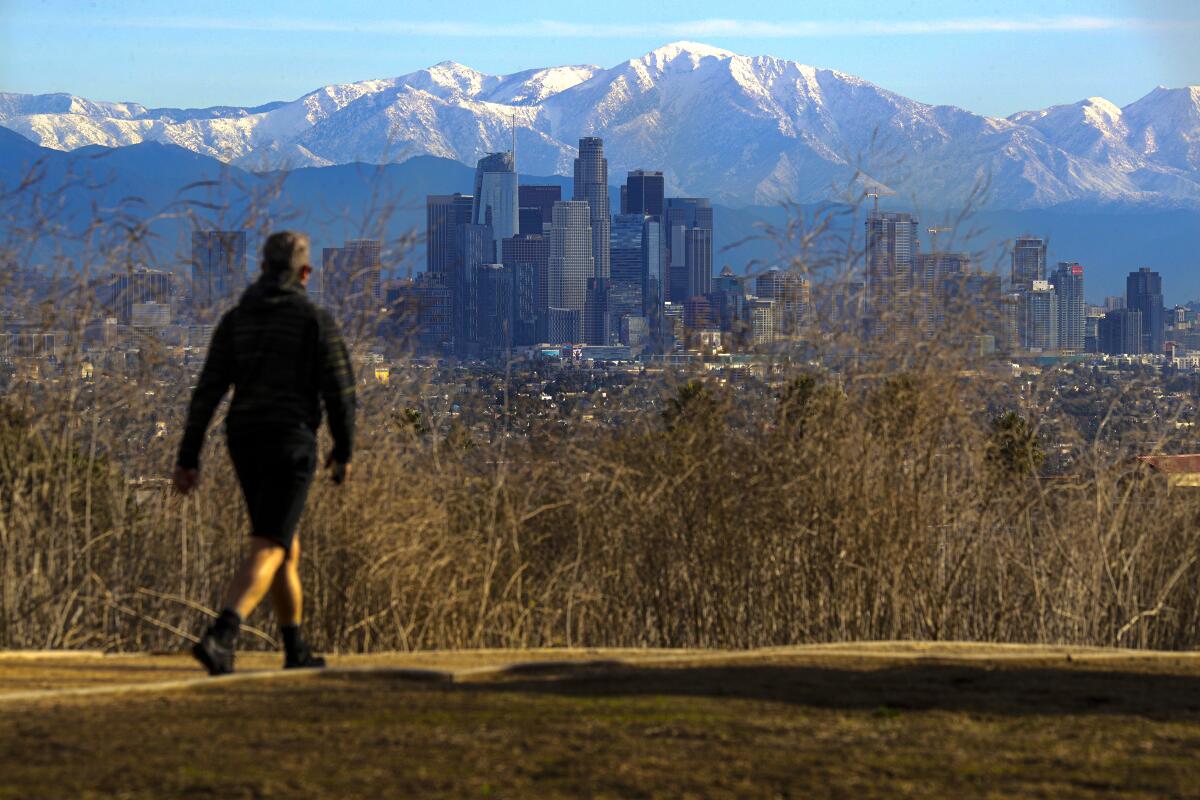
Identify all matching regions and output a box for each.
[2,41,1198,210]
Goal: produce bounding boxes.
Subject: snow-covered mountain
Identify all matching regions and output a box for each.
[2,42,1198,209]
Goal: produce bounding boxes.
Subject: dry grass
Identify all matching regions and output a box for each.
[3,160,1200,656]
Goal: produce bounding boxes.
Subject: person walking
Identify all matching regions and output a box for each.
[174,230,356,675]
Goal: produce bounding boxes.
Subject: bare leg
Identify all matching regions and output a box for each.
[269,536,303,626]
[223,536,287,620]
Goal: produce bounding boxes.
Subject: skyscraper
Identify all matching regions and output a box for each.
[1126,267,1164,354]
[1019,280,1058,352]
[548,200,592,343]
[472,152,518,251]
[1050,262,1085,352]
[426,193,474,273]
[475,263,514,354]
[1099,308,1143,355]
[610,214,648,336]
[572,137,610,280]
[756,267,810,337]
[501,234,547,345]
[321,239,382,312]
[1011,237,1047,291]
[684,227,713,299]
[191,230,246,313]
[664,198,713,303]
[917,251,968,333]
[106,267,174,324]
[625,170,665,218]
[518,185,561,235]
[865,211,919,339]
[453,223,493,354]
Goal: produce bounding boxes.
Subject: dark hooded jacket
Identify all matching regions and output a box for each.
[177,275,355,469]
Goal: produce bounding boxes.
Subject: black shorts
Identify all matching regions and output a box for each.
[228,427,317,550]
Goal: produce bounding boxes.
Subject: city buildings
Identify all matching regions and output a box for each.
[426,194,474,273]
[865,210,919,339]
[548,200,593,343]
[1011,237,1047,290]
[573,137,610,281]
[190,230,246,314]
[1019,280,1059,352]
[624,170,665,218]
[518,185,561,235]
[473,152,518,250]
[106,267,174,325]
[664,198,713,302]
[1099,308,1143,355]
[755,268,810,337]
[1050,262,1086,352]
[1127,267,1164,354]
[321,239,382,313]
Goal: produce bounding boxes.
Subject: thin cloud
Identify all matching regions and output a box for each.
[90,16,1193,38]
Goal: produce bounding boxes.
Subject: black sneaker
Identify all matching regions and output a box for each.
[284,644,326,670]
[192,630,235,676]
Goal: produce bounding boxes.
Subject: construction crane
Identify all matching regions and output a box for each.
[927,226,951,254]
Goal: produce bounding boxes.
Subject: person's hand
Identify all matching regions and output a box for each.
[173,465,200,495]
[324,452,351,486]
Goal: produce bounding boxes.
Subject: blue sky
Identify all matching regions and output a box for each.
[1,0,1196,116]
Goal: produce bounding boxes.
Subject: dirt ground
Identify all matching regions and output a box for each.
[3,643,1200,799]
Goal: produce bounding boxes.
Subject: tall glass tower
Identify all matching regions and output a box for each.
[572,137,610,280]
[1126,267,1164,354]
[1050,261,1085,352]
[472,152,518,251]
[1011,237,1046,291]
[548,200,593,342]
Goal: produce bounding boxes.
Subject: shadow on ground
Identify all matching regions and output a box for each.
[442,659,1200,718]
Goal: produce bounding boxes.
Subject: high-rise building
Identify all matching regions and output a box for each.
[1099,308,1143,355]
[642,218,663,318]
[501,234,547,345]
[748,298,777,347]
[756,267,810,337]
[1050,262,1085,352]
[664,198,713,303]
[1011,237,1046,291]
[585,277,612,345]
[917,251,969,333]
[191,230,246,313]
[625,170,665,218]
[106,267,174,324]
[1019,280,1058,352]
[475,264,514,354]
[547,200,592,343]
[941,272,1004,347]
[865,211,919,339]
[684,227,713,299]
[572,137,610,280]
[426,194,474,273]
[1126,267,1164,354]
[322,239,382,312]
[411,271,452,353]
[472,152,518,251]
[610,214,647,337]
[517,185,561,235]
[453,223,493,355]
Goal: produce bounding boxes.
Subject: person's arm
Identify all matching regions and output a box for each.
[318,310,356,474]
[176,313,236,474]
